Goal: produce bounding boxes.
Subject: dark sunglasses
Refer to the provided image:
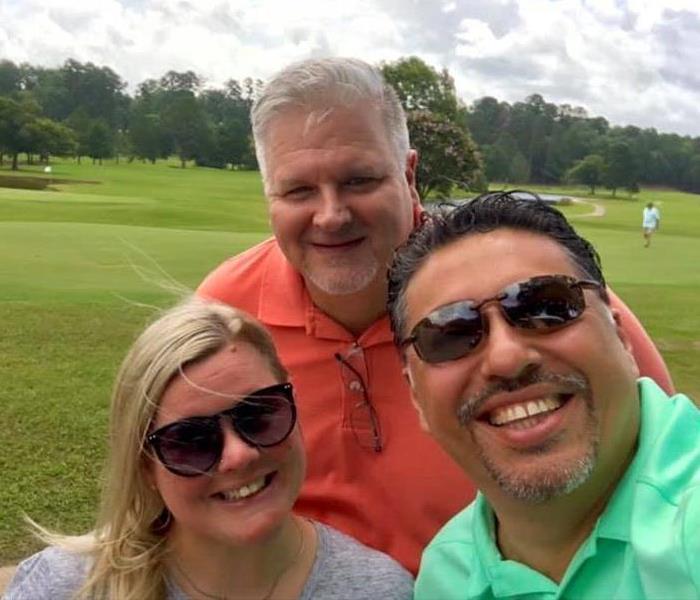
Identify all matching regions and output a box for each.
[146,382,296,477]
[402,275,602,364]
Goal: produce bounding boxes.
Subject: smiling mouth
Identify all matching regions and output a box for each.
[484,393,574,429]
[214,473,275,502]
[311,237,364,249]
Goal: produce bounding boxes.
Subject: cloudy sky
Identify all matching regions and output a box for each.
[2,0,700,136]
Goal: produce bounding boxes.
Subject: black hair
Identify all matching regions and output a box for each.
[387,191,609,344]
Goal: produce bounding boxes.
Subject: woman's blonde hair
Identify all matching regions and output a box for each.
[41,297,287,599]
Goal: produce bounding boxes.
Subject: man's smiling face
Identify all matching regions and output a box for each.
[403,228,640,504]
[264,103,419,303]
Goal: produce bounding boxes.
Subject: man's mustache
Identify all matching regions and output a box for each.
[456,367,589,425]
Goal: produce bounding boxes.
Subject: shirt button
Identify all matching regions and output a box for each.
[349,380,363,392]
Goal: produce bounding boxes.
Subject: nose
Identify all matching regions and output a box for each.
[216,421,261,473]
[312,186,352,231]
[477,305,542,381]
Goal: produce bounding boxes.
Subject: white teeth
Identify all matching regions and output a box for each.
[220,477,266,501]
[489,396,563,426]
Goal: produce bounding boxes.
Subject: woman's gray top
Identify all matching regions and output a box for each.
[3,521,413,599]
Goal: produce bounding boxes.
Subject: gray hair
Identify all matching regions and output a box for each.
[252,57,410,183]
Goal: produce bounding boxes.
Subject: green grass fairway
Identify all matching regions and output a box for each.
[1,162,699,565]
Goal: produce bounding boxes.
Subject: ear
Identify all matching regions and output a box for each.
[610,308,632,353]
[609,308,640,377]
[403,365,430,432]
[404,149,421,210]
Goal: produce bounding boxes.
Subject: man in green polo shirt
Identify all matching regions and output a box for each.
[387,192,700,599]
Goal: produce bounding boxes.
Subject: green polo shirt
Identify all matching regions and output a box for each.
[415,378,700,599]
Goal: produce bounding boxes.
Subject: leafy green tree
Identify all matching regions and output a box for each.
[408,110,485,198]
[483,133,529,183]
[603,141,639,197]
[467,97,510,146]
[381,57,485,195]
[0,96,35,169]
[0,59,22,95]
[159,70,203,93]
[160,91,210,168]
[113,129,133,164]
[686,154,700,193]
[65,107,93,163]
[381,57,461,119]
[129,111,166,163]
[198,83,255,168]
[565,154,605,194]
[21,117,77,162]
[86,119,114,164]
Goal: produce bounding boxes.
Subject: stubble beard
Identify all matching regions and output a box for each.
[304,254,380,296]
[461,371,600,504]
[477,427,599,504]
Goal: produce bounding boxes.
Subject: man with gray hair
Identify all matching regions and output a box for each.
[198,58,673,574]
[388,193,699,598]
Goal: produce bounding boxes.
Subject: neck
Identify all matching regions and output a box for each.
[306,280,387,336]
[167,515,314,600]
[492,437,638,583]
[495,492,608,582]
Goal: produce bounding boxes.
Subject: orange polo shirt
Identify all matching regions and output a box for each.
[198,238,674,574]
[199,238,476,574]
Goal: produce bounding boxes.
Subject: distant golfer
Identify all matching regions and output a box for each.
[642,202,660,247]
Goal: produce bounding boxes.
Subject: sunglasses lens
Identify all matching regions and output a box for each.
[233,385,296,447]
[505,277,585,329]
[414,305,483,363]
[155,420,221,477]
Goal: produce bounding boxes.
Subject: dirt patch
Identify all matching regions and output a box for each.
[0,174,100,191]
[569,197,606,218]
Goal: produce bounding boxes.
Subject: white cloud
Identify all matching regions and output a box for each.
[1,0,700,135]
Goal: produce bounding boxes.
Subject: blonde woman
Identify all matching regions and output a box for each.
[5,298,412,600]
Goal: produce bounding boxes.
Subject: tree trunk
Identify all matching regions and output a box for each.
[12,153,19,170]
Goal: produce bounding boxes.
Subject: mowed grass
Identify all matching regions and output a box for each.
[0,159,270,563]
[1,162,699,565]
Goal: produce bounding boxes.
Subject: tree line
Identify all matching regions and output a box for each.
[0,59,259,171]
[468,94,700,195]
[1,56,700,196]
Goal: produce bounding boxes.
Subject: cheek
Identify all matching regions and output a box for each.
[152,466,207,512]
[409,361,466,430]
[269,203,307,243]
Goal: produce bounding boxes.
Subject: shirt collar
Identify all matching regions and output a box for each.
[256,241,394,344]
[473,378,665,593]
[596,377,670,541]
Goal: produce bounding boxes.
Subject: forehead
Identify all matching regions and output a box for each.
[404,229,581,327]
[155,343,278,425]
[263,104,395,181]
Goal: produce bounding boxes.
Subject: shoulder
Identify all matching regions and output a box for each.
[3,546,89,600]
[197,237,278,308]
[301,523,413,600]
[416,504,484,600]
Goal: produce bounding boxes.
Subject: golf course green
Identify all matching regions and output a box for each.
[1,159,698,564]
